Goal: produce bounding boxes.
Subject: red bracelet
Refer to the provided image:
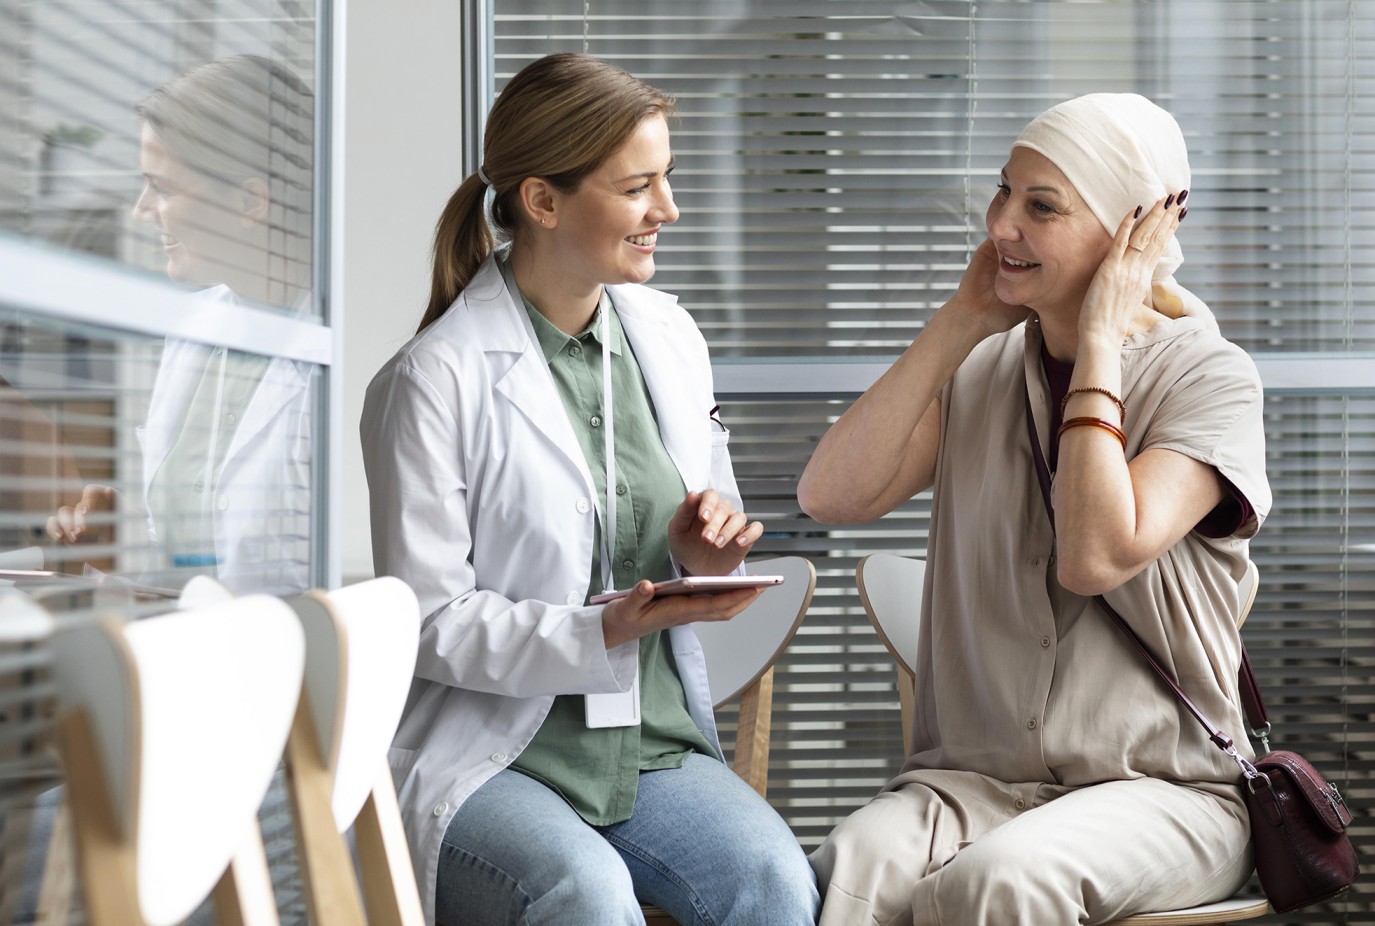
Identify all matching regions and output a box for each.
[1058,416,1127,450]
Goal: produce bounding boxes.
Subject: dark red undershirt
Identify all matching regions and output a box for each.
[1040,341,1250,538]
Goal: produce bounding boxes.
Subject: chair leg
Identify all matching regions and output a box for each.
[896,667,915,758]
[211,826,281,926]
[35,790,74,924]
[282,697,367,926]
[53,710,142,926]
[733,668,773,797]
[354,765,425,926]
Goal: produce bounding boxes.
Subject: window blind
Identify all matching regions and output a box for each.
[491,3,1373,921]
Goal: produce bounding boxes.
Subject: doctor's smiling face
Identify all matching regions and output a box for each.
[545,114,680,291]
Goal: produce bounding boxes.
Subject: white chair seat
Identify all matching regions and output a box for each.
[1106,896,1270,925]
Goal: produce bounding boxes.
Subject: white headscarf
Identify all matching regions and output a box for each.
[1011,92,1212,325]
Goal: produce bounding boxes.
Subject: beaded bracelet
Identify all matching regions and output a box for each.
[1061,386,1126,425]
[1058,416,1127,450]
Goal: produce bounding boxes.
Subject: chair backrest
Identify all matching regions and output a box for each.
[685,556,814,799]
[692,556,815,709]
[1237,558,1259,628]
[285,576,424,926]
[51,597,304,926]
[855,553,925,677]
[288,576,418,831]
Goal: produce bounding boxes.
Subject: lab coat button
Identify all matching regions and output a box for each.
[432,802,448,816]
[217,495,228,511]
[491,753,507,763]
[576,498,591,514]
[566,591,581,605]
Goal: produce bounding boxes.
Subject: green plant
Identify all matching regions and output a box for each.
[42,123,104,149]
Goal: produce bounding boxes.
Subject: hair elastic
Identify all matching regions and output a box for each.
[476,165,491,186]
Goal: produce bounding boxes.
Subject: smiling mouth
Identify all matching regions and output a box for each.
[1001,255,1039,269]
[626,232,658,247]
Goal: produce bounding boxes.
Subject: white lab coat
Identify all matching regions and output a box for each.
[360,255,739,924]
[137,287,313,594]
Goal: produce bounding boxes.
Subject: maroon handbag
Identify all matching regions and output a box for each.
[1023,385,1359,913]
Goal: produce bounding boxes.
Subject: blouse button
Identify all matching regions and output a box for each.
[1014,798,1027,810]
[1027,718,1038,730]
[1040,636,1051,648]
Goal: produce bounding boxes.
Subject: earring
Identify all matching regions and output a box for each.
[540,217,547,226]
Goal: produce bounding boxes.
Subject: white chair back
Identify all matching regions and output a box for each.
[51,597,304,926]
[692,557,815,707]
[855,553,926,675]
[288,576,419,830]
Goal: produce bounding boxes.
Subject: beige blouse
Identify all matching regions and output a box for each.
[908,314,1271,789]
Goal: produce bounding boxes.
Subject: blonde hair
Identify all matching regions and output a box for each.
[137,55,314,297]
[419,53,675,332]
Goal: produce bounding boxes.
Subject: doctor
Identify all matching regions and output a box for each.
[361,54,817,926]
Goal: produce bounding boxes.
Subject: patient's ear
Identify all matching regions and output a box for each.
[239,177,271,226]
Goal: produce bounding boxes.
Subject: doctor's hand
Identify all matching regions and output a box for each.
[667,489,764,579]
[46,484,117,545]
[601,581,763,649]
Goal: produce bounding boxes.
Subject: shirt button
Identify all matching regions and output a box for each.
[590,415,602,428]
[193,481,204,492]
[621,559,634,570]
[490,753,507,763]
[1027,718,1038,730]
[1040,636,1051,648]
[227,413,237,424]
[432,802,448,816]
[616,484,627,496]
[1014,798,1027,810]
[576,497,591,514]
[569,344,581,357]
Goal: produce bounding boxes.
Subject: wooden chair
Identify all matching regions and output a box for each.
[284,577,425,926]
[855,553,1270,926]
[641,555,816,925]
[49,596,305,926]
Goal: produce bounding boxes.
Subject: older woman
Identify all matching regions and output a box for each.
[362,54,817,926]
[800,94,1270,924]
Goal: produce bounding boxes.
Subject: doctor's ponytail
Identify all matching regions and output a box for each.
[418,53,675,333]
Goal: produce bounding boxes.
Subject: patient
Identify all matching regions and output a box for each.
[799,94,1270,924]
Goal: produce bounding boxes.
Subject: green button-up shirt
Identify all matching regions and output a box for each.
[500,257,717,825]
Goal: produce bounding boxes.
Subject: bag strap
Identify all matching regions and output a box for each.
[1021,378,1260,777]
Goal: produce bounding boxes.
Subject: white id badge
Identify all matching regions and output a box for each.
[585,674,641,728]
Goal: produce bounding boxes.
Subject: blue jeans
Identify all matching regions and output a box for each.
[436,753,818,926]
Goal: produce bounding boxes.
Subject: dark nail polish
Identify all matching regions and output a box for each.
[1177,189,1189,205]
[1178,207,1188,221]
[1165,193,1176,208]
[1134,205,1143,218]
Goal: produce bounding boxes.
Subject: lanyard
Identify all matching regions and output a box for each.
[500,257,617,593]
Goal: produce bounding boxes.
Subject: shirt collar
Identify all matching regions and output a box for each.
[498,251,624,364]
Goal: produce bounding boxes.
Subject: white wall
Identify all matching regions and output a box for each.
[339,0,466,582]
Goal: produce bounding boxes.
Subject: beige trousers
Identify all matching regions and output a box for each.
[809,769,1252,926]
